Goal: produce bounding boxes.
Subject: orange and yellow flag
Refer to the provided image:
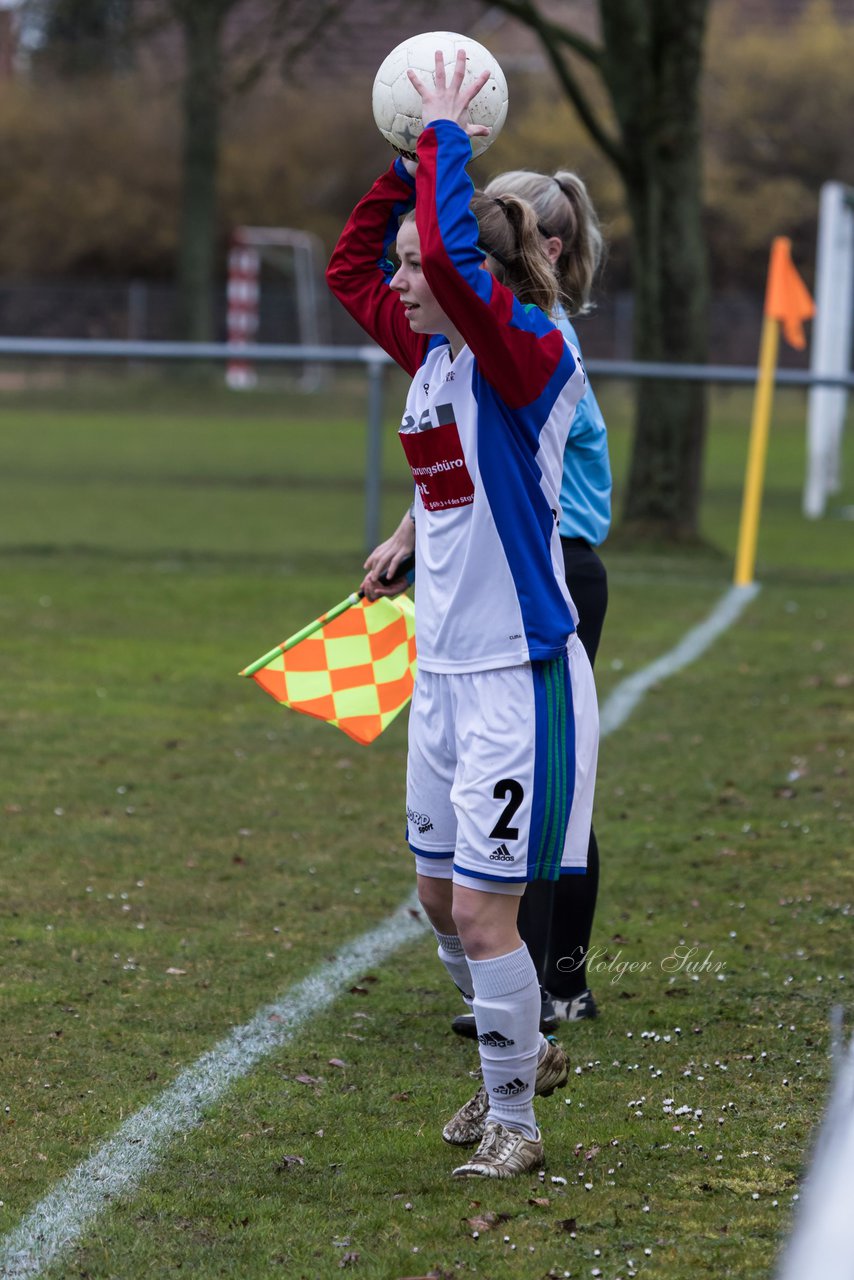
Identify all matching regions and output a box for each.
[240,593,417,745]
[764,236,815,349]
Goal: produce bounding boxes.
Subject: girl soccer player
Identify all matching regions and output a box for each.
[364,166,610,1034]
[327,51,599,1179]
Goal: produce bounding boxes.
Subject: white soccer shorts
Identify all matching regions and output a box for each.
[405,635,599,892]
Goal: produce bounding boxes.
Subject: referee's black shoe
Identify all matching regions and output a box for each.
[451,991,559,1040]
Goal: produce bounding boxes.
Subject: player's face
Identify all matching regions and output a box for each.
[390,221,456,340]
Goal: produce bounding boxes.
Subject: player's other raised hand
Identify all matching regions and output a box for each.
[407,48,492,143]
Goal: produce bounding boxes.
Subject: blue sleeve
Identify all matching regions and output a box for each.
[555,313,612,545]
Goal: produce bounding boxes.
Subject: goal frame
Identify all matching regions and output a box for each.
[226,226,328,390]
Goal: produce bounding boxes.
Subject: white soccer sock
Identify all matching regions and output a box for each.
[467,944,543,1140]
[434,930,474,1004]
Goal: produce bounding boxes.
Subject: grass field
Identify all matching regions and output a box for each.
[1,369,853,1280]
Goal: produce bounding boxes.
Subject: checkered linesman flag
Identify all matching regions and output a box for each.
[240,592,417,745]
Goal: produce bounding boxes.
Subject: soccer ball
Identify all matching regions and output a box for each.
[372,31,508,161]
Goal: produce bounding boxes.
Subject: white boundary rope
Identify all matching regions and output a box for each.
[775,1011,854,1280]
[0,581,760,1279]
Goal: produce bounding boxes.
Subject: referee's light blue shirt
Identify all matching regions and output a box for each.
[556,312,612,547]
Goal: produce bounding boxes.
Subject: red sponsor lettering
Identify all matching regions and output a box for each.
[399,421,475,512]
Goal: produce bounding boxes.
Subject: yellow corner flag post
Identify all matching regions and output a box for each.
[734,237,815,587]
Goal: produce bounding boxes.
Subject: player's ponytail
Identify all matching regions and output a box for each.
[483,169,604,317]
[471,192,558,314]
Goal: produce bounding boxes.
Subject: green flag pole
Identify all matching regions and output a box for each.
[239,592,361,677]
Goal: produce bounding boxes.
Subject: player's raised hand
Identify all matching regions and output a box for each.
[407,48,491,142]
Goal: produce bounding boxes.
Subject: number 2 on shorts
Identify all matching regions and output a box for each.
[489,778,524,841]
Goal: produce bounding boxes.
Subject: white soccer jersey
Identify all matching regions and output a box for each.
[399,341,582,672]
[327,119,587,674]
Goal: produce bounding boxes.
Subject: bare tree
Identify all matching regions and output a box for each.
[485,0,711,539]
[164,0,356,341]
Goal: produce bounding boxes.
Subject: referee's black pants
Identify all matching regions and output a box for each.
[517,536,607,1001]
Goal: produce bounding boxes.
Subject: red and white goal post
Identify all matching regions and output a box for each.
[226,227,328,390]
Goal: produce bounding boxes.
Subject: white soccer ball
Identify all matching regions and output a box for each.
[372,31,508,161]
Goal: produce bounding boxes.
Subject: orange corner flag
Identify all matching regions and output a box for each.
[764,236,815,349]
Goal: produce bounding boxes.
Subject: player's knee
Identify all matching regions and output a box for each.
[416,875,453,929]
[452,887,524,959]
[450,899,490,956]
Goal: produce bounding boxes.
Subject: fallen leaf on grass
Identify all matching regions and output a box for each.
[275,1154,305,1172]
[338,1251,359,1267]
[328,1058,347,1069]
[295,1073,321,1085]
[465,1210,511,1231]
[556,1217,577,1232]
[528,1196,550,1207]
[165,968,187,976]
[349,987,369,996]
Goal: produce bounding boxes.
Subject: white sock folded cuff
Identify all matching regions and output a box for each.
[467,943,535,1000]
[434,930,474,1004]
[433,930,465,954]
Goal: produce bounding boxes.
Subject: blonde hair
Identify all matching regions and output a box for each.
[484,169,603,316]
[401,194,559,315]
[469,191,558,314]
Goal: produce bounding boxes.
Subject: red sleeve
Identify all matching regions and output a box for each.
[326,162,429,377]
[415,122,570,410]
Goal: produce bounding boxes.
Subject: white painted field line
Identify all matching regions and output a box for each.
[0,895,428,1280]
[0,580,760,1280]
[599,582,761,738]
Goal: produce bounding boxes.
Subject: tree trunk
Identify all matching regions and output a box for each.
[176,3,226,342]
[599,0,710,538]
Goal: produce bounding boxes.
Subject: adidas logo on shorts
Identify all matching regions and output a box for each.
[477,1029,516,1048]
[488,843,513,863]
[493,1077,528,1097]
